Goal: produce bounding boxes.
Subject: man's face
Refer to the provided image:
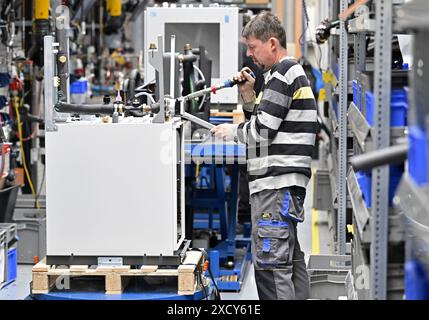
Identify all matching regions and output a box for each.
[244,36,276,72]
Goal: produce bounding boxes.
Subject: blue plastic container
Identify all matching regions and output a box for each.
[356,170,372,208]
[353,80,359,106]
[0,96,7,108]
[70,79,88,94]
[7,247,17,282]
[356,165,404,208]
[365,91,374,125]
[358,83,363,110]
[0,73,10,88]
[405,259,429,300]
[389,165,403,205]
[408,126,429,186]
[365,89,408,127]
[333,99,338,118]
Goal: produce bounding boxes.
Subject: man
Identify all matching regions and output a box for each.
[211,12,317,300]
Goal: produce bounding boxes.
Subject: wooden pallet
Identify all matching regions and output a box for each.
[32,251,204,295]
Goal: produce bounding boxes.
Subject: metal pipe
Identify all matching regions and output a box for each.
[350,143,409,171]
[182,112,214,130]
[44,35,56,132]
[170,35,175,98]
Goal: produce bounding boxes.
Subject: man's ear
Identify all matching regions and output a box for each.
[269,37,278,51]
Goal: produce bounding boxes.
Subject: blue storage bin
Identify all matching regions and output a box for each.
[388,164,403,206]
[0,73,10,88]
[353,80,358,106]
[356,170,372,208]
[0,96,7,108]
[366,91,374,125]
[408,126,429,186]
[356,165,404,208]
[405,259,429,300]
[365,89,408,127]
[390,101,408,126]
[7,247,17,282]
[352,80,363,110]
[391,89,408,126]
[333,99,338,118]
[70,79,88,94]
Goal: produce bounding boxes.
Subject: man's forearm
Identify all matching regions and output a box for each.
[241,91,256,113]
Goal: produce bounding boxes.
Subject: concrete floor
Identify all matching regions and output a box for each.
[0,163,331,300]
[0,264,32,300]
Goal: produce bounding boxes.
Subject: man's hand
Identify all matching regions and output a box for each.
[233,67,256,103]
[210,123,238,142]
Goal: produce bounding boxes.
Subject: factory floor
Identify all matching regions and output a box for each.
[0,163,331,300]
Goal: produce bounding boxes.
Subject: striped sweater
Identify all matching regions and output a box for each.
[237,57,318,196]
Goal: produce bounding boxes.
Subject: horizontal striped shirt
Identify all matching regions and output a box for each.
[237,58,318,195]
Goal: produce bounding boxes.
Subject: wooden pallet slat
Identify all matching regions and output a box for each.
[31,251,204,296]
[210,109,245,124]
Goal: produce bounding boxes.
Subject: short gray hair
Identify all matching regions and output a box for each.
[242,11,287,49]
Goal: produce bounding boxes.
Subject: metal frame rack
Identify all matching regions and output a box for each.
[315,0,353,254]
[316,0,411,300]
[394,0,429,300]
[347,0,408,300]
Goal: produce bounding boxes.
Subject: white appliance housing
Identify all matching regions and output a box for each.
[45,117,185,259]
[144,6,240,104]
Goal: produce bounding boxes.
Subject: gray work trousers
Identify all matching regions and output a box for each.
[250,187,310,300]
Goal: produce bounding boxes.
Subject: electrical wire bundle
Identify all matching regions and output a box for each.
[13,95,40,209]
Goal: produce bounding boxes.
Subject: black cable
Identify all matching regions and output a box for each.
[302,0,310,25]
[207,263,221,300]
[299,0,310,46]
[198,268,209,300]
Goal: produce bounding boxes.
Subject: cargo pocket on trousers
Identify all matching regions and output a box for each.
[256,222,290,267]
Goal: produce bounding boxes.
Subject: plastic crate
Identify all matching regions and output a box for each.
[408,126,429,186]
[365,89,408,127]
[14,215,46,264]
[356,165,404,208]
[307,255,351,300]
[7,247,17,282]
[313,169,333,211]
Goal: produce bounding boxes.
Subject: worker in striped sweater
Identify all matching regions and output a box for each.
[211,11,318,300]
